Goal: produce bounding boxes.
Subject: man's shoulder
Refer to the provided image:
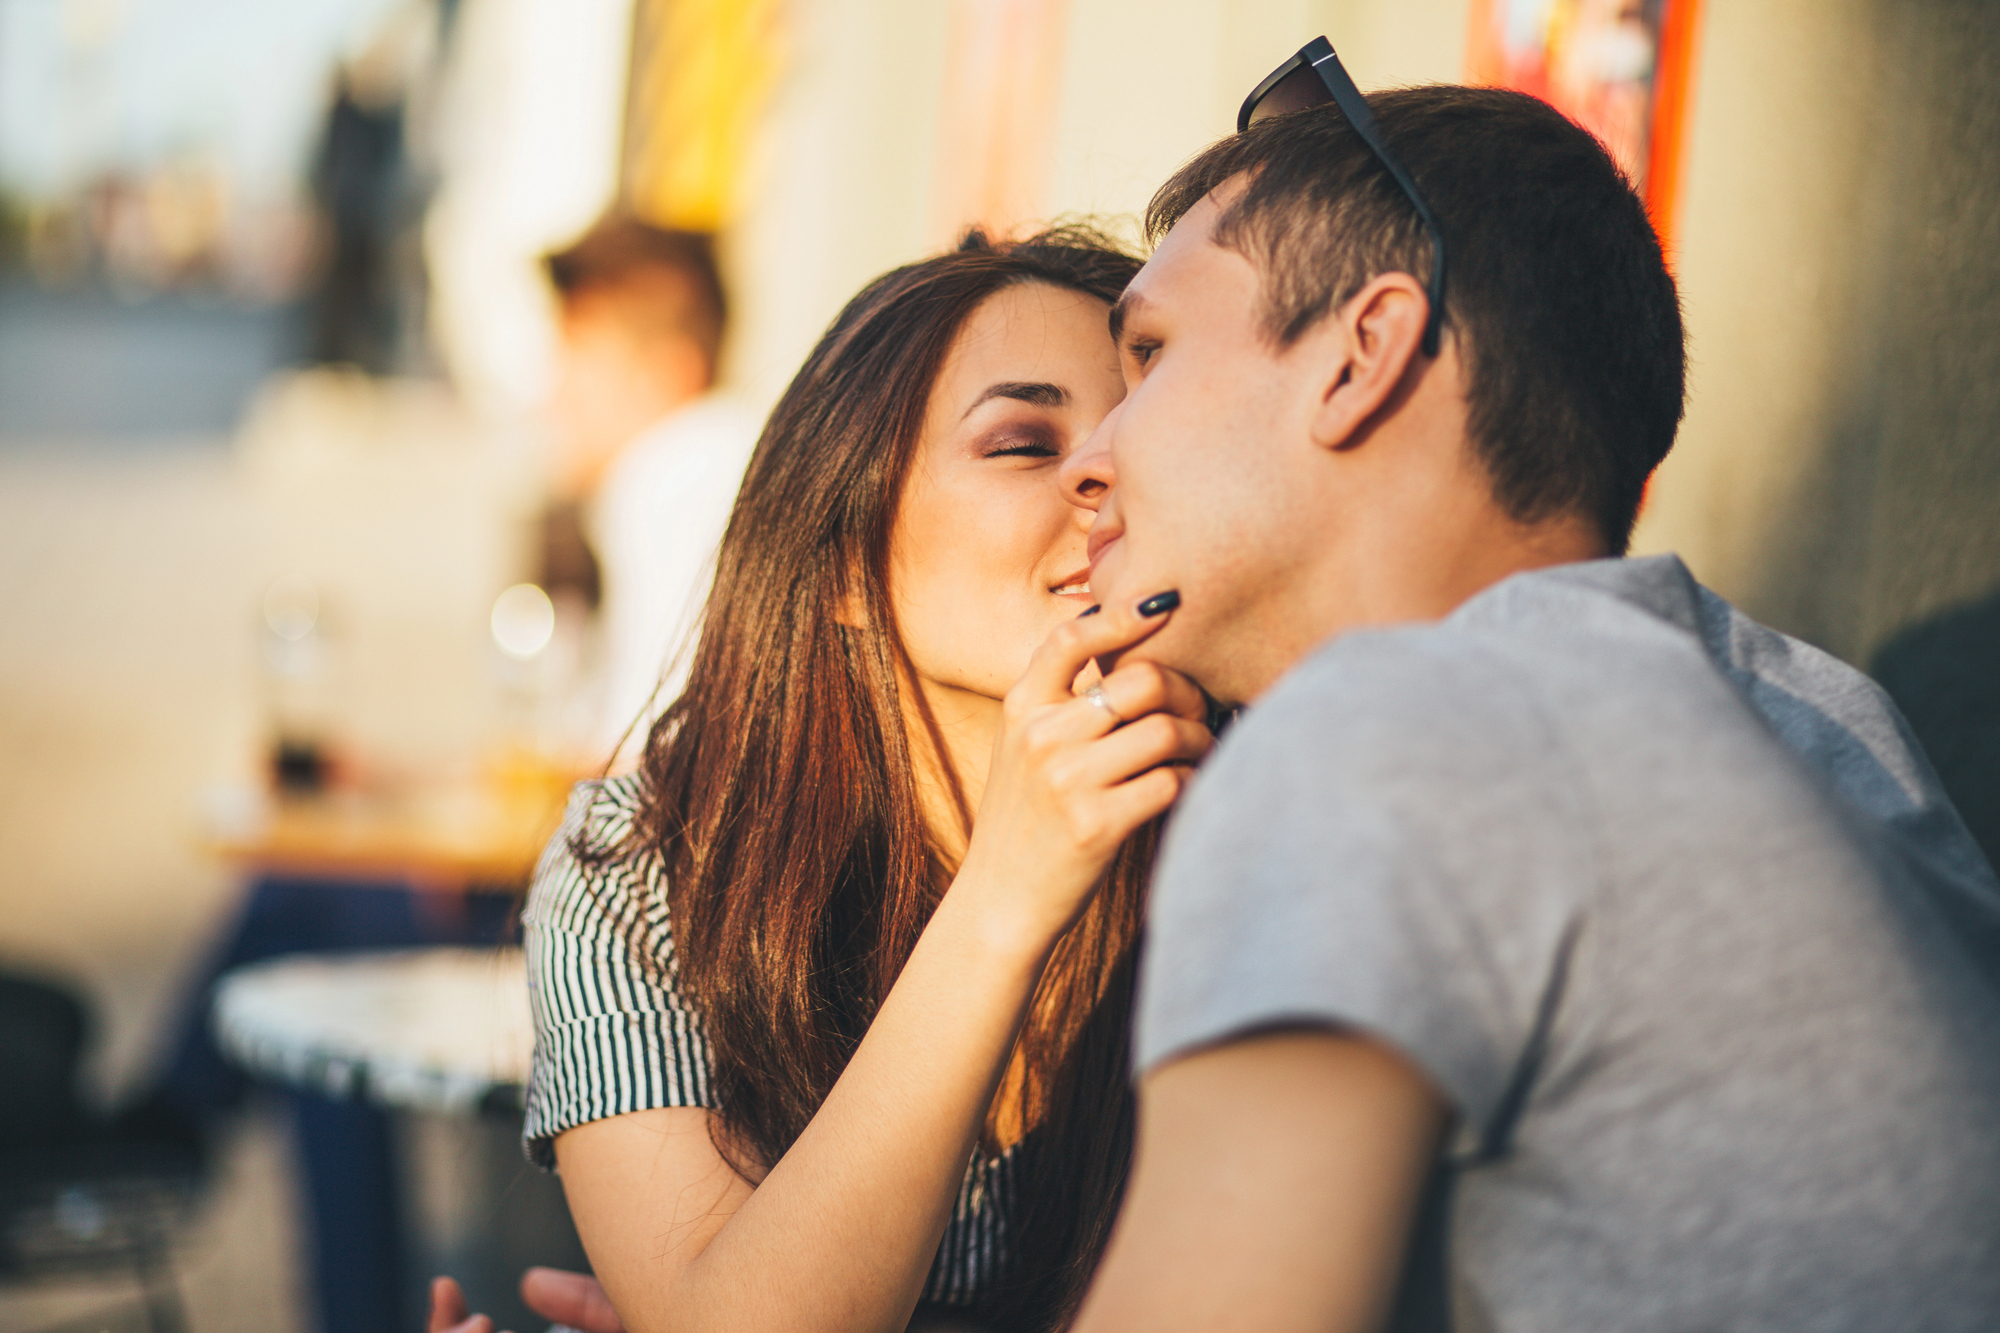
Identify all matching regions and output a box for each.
[1230,580,1671,772]
[1188,622,1583,860]
[1247,553,1900,755]
[1198,557,1789,828]
[1250,620,1551,741]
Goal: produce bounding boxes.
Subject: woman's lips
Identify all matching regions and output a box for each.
[1049,570,1092,598]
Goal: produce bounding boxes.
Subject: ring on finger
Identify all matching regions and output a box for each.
[1084,683,1123,725]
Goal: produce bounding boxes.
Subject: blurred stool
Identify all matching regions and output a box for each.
[131,875,520,1333]
[214,945,587,1333]
[0,970,206,1333]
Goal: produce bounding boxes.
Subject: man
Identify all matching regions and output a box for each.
[541,217,757,763]
[1064,81,2000,1331]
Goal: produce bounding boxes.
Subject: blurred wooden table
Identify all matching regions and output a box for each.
[202,757,579,889]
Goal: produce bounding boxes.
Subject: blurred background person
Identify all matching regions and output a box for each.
[305,61,412,374]
[538,216,757,767]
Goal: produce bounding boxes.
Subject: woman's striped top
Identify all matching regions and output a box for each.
[522,776,1021,1309]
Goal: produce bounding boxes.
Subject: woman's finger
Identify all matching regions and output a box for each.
[1012,591,1180,707]
[429,1277,470,1333]
[1011,671,1206,764]
[1071,713,1214,790]
[1095,659,1209,725]
[520,1268,627,1333]
[1095,762,1195,834]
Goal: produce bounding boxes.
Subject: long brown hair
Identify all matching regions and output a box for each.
[628,228,1146,1331]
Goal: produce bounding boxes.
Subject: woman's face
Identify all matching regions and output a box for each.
[890,281,1124,709]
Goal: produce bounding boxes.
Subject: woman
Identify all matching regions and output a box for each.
[438,229,1208,1333]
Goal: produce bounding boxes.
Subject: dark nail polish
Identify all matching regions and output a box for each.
[1137,590,1180,617]
[1078,604,1102,618]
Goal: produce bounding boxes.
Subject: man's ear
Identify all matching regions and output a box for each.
[1306,271,1431,453]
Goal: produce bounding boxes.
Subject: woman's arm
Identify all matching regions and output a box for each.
[556,893,1051,1333]
[557,602,1212,1333]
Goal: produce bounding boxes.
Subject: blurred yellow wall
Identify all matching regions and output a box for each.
[1634,0,2000,667]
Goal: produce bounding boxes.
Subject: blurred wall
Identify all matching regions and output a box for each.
[1636,0,2000,865]
[1634,0,2000,674]
[1043,0,1470,239]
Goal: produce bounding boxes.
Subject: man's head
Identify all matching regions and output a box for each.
[1067,86,1685,705]
[544,216,728,494]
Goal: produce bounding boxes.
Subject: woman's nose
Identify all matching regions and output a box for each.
[1061,416,1118,513]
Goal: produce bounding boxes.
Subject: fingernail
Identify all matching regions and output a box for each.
[1137,590,1180,617]
[1078,604,1102,617]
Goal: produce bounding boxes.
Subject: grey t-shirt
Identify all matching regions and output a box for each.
[1137,555,2000,1332]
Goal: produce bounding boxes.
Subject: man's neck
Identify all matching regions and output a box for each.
[1393,510,1608,622]
[1228,508,1608,707]
[570,386,709,500]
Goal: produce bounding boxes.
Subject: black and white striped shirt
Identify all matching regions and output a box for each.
[522,776,1020,1308]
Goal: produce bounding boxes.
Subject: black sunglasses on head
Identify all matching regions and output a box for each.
[1238,36,1447,357]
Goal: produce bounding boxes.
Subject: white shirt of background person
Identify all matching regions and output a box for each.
[589,395,757,765]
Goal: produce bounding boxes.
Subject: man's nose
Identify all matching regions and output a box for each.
[1061,410,1119,515]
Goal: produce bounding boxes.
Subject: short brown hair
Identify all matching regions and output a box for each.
[1148,86,1685,552]
[543,215,728,371]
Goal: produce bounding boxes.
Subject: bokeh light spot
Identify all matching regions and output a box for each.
[491,583,555,659]
[263,575,320,641]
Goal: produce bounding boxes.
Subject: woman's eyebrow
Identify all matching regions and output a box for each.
[961,381,1069,419]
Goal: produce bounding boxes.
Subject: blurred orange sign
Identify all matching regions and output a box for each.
[1467,0,1703,251]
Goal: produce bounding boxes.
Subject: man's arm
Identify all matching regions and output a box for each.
[1072,1029,1447,1333]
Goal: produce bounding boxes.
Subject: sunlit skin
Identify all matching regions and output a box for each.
[1062,184,1603,709]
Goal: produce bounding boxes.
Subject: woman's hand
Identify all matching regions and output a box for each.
[523,1268,627,1333]
[427,1270,626,1333]
[957,591,1213,949]
[427,1276,497,1333]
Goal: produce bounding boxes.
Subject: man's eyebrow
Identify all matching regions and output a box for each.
[1108,291,1150,346]
[961,381,1068,419]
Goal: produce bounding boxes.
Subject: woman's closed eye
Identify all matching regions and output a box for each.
[981,434,1061,460]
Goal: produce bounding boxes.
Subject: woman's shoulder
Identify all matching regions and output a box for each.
[525,773,667,939]
[522,774,712,1152]
[566,770,650,838]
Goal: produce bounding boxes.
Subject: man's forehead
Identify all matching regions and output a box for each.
[1113,193,1257,337]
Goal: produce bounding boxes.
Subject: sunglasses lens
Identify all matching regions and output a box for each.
[1247,62,1333,125]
